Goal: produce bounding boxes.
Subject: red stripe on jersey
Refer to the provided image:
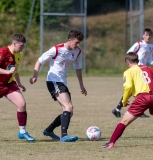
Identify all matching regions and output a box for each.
[52,43,64,59]
[139,65,153,92]
[135,40,142,53]
[77,47,81,57]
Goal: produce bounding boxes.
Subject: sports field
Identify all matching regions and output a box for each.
[0,76,153,160]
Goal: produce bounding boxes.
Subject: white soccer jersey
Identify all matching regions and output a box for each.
[127,40,153,65]
[38,43,82,85]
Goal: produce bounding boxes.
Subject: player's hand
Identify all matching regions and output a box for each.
[80,85,87,96]
[29,77,37,84]
[123,101,130,107]
[7,67,16,74]
[18,83,26,92]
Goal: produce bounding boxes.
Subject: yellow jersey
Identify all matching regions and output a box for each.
[122,65,153,106]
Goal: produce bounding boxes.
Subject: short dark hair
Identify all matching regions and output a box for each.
[125,52,139,64]
[12,33,26,43]
[143,28,152,35]
[68,29,84,41]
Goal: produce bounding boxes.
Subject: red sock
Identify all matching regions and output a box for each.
[17,111,27,126]
[110,123,126,143]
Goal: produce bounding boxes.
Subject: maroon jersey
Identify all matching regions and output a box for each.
[0,46,16,84]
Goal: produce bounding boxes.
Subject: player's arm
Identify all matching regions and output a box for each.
[29,60,42,84]
[76,69,87,96]
[74,52,87,96]
[126,42,140,53]
[147,48,153,65]
[122,71,133,107]
[15,73,26,92]
[30,47,56,84]
[0,67,16,74]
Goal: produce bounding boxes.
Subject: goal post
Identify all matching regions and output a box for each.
[129,0,144,46]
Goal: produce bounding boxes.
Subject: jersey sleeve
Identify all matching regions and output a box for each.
[122,70,133,106]
[0,50,6,67]
[73,51,82,69]
[126,42,139,53]
[147,47,153,65]
[38,47,56,65]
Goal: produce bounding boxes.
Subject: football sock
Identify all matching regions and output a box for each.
[116,97,123,110]
[61,111,71,138]
[109,123,126,143]
[17,111,27,133]
[115,108,120,112]
[19,126,26,133]
[45,114,61,132]
[17,111,27,126]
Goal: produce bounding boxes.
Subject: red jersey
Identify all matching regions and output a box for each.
[0,46,21,84]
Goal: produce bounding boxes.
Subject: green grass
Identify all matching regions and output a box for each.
[1,76,153,160]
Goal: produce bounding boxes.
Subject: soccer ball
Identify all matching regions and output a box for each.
[86,126,101,141]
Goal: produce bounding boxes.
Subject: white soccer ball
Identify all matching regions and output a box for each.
[86,126,101,141]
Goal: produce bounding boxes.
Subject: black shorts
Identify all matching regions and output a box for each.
[46,81,71,101]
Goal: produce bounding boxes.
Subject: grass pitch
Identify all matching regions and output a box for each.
[0,76,153,160]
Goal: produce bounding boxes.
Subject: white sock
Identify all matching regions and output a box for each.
[19,126,26,134]
[115,108,120,112]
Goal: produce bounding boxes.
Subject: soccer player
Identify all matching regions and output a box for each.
[0,34,35,142]
[30,29,87,142]
[102,52,153,148]
[112,28,153,118]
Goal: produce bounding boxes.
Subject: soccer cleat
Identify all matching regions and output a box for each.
[112,109,121,118]
[102,142,114,149]
[43,130,60,141]
[18,132,35,142]
[140,113,149,118]
[60,135,78,142]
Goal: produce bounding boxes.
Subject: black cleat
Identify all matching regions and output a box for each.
[112,109,121,118]
[140,113,149,118]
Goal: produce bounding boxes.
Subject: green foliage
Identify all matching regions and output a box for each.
[0,0,15,13]
[0,0,40,31]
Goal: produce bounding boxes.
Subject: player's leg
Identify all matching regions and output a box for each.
[43,114,61,141]
[102,111,137,148]
[43,81,62,141]
[112,96,123,118]
[6,90,35,142]
[56,91,78,142]
[103,93,149,148]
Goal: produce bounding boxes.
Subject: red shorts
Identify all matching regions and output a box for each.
[0,81,20,98]
[128,92,153,117]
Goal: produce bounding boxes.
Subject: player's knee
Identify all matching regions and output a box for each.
[64,103,73,112]
[120,119,130,126]
[18,101,26,112]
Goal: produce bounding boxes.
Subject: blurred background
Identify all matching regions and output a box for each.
[0,0,153,74]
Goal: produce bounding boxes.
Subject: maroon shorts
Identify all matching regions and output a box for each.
[128,92,153,117]
[0,81,20,98]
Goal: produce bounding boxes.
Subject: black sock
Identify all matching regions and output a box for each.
[45,114,61,132]
[61,111,71,138]
[116,97,123,110]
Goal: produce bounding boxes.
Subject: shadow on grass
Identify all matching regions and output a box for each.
[1,136,153,143]
[78,137,108,141]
